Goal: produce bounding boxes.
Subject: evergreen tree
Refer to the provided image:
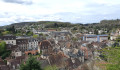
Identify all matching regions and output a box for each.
[6,26,16,34]
[20,56,42,70]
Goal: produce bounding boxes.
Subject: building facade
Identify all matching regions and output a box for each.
[28,38,39,50]
[0,36,16,45]
[83,35,108,42]
[16,39,28,52]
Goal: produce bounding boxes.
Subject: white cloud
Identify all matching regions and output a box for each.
[0,0,120,26]
[3,0,33,5]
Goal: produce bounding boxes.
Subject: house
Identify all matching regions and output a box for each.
[99,35,108,42]
[16,39,28,52]
[83,35,97,42]
[110,29,120,40]
[0,36,16,45]
[55,36,67,41]
[5,44,22,58]
[6,56,25,70]
[11,51,22,58]
[28,38,39,50]
[98,30,103,34]
[38,40,53,59]
[110,33,117,40]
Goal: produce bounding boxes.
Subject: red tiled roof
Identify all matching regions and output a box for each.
[25,50,38,55]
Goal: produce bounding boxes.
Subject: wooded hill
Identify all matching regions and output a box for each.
[1,19,120,33]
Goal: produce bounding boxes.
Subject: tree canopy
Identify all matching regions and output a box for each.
[0,41,6,55]
[33,34,38,38]
[20,56,42,70]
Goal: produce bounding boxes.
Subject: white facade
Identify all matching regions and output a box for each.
[4,40,16,45]
[0,36,16,45]
[86,37,97,42]
[110,35,117,40]
[15,51,22,57]
[28,39,39,50]
[28,41,38,49]
[19,44,28,52]
[99,36,108,42]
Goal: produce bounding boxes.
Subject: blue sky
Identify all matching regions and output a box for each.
[0,0,120,26]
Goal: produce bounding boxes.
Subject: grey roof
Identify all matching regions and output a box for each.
[28,38,38,42]
[0,36,16,40]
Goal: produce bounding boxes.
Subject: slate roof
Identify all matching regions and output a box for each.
[28,38,39,42]
[0,36,16,40]
[16,39,28,44]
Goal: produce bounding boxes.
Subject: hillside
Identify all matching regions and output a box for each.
[0,21,73,29]
[1,19,120,33]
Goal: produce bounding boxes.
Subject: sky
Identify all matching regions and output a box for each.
[0,0,120,26]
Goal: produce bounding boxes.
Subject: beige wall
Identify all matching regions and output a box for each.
[99,37,108,42]
[4,40,16,45]
[86,37,97,42]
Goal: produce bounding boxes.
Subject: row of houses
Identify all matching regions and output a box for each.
[0,36,41,57]
[0,31,109,70]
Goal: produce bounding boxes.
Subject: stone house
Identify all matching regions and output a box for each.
[0,36,16,45]
[16,39,28,52]
[28,38,39,50]
[38,40,53,59]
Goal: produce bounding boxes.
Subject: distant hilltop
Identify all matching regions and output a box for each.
[0,19,120,34]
